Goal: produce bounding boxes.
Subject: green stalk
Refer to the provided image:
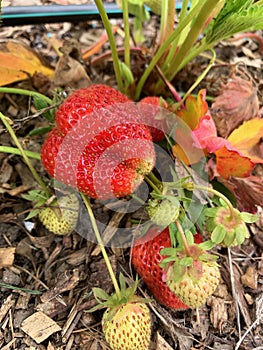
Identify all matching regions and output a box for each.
[191,184,235,219]
[134,0,205,100]
[122,0,131,68]
[0,112,51,196]
[0,146,41,160]
[175,220,191,256]
[178,49,216,106]
[158,0,175,50]
[94,0,124,92]
[0,87,53,105]
[81,193,121,299]
[163,0,189,68]
[165,0,222,81]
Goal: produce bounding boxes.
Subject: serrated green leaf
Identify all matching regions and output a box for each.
[206,2,263,44]
[211,224,226,244]
[240,212,258,223]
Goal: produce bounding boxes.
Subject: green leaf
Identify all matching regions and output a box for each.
[198,239,216,250]
[223,230,236,247]
[24,208,40,220]
[211,224,226,244]
[185,229,194,245]
[28,126,53,137]
[92,287,110,302]
[160,247,176,257]
[204,207,217,217]
[119,61,134,87]
[240,212,258,223]
[33,95,54,121]
[235,226,248,245]
[180,256,193,266]
[206,1,263,44]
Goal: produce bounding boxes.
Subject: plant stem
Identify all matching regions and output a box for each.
[145,172,163,194]
[178,49,216,107]
[192,184,235,219]
[81,193,121,299]
[166,0,221,81]
[122,0,131,68]
[175,220,191,256]
[94,0,124,93]
[0,87,53,105]
[0,112,51,196]
[134,0,205,100]
[0,146,41,160]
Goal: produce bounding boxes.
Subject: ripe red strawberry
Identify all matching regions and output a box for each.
[56,84,131,133]
[41,85,155,199]
[138,96,169,142]
[131,227,203,309]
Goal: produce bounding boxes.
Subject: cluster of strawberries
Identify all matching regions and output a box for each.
[40,85,222,350]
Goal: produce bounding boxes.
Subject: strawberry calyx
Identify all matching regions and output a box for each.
[205,205,257,247]
[88,274,150,315]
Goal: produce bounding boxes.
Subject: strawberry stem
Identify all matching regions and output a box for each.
[0,146,41,160]
[0,112,51,197]
[175,220,191,256]
[81,193,121,299]
[0,87,53,105]
[94,0,124,93]
[190,184,235,219]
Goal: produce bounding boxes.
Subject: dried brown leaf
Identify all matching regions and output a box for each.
[211,76,259,137]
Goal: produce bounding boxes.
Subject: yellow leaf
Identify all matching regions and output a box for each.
[0,40,54,86]
[177,89,208,130]
[228,118,263,163]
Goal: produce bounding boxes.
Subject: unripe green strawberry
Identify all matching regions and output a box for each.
[102,302,151,350]
[147,198,180,227]
[164,244,220,308]
[39,194,79,235]
[166,259,220,308]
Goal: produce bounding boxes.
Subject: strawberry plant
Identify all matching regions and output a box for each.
[0,0,262,349]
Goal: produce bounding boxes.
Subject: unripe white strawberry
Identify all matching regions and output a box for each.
[166,259,220,308]
[39,194,79,235]
[102,301,151,350]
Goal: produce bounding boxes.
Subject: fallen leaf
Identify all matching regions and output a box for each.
[21,311,61,344]
[215,146,255,179]
[241,266,258,290]
[221,175,263,213]
[0,40,54,86]
[227,117,263,164]
[0,247,16,268]
[211,76,259,137]
[177,89,208,130]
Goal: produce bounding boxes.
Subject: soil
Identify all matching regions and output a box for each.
[0,1,263,350]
